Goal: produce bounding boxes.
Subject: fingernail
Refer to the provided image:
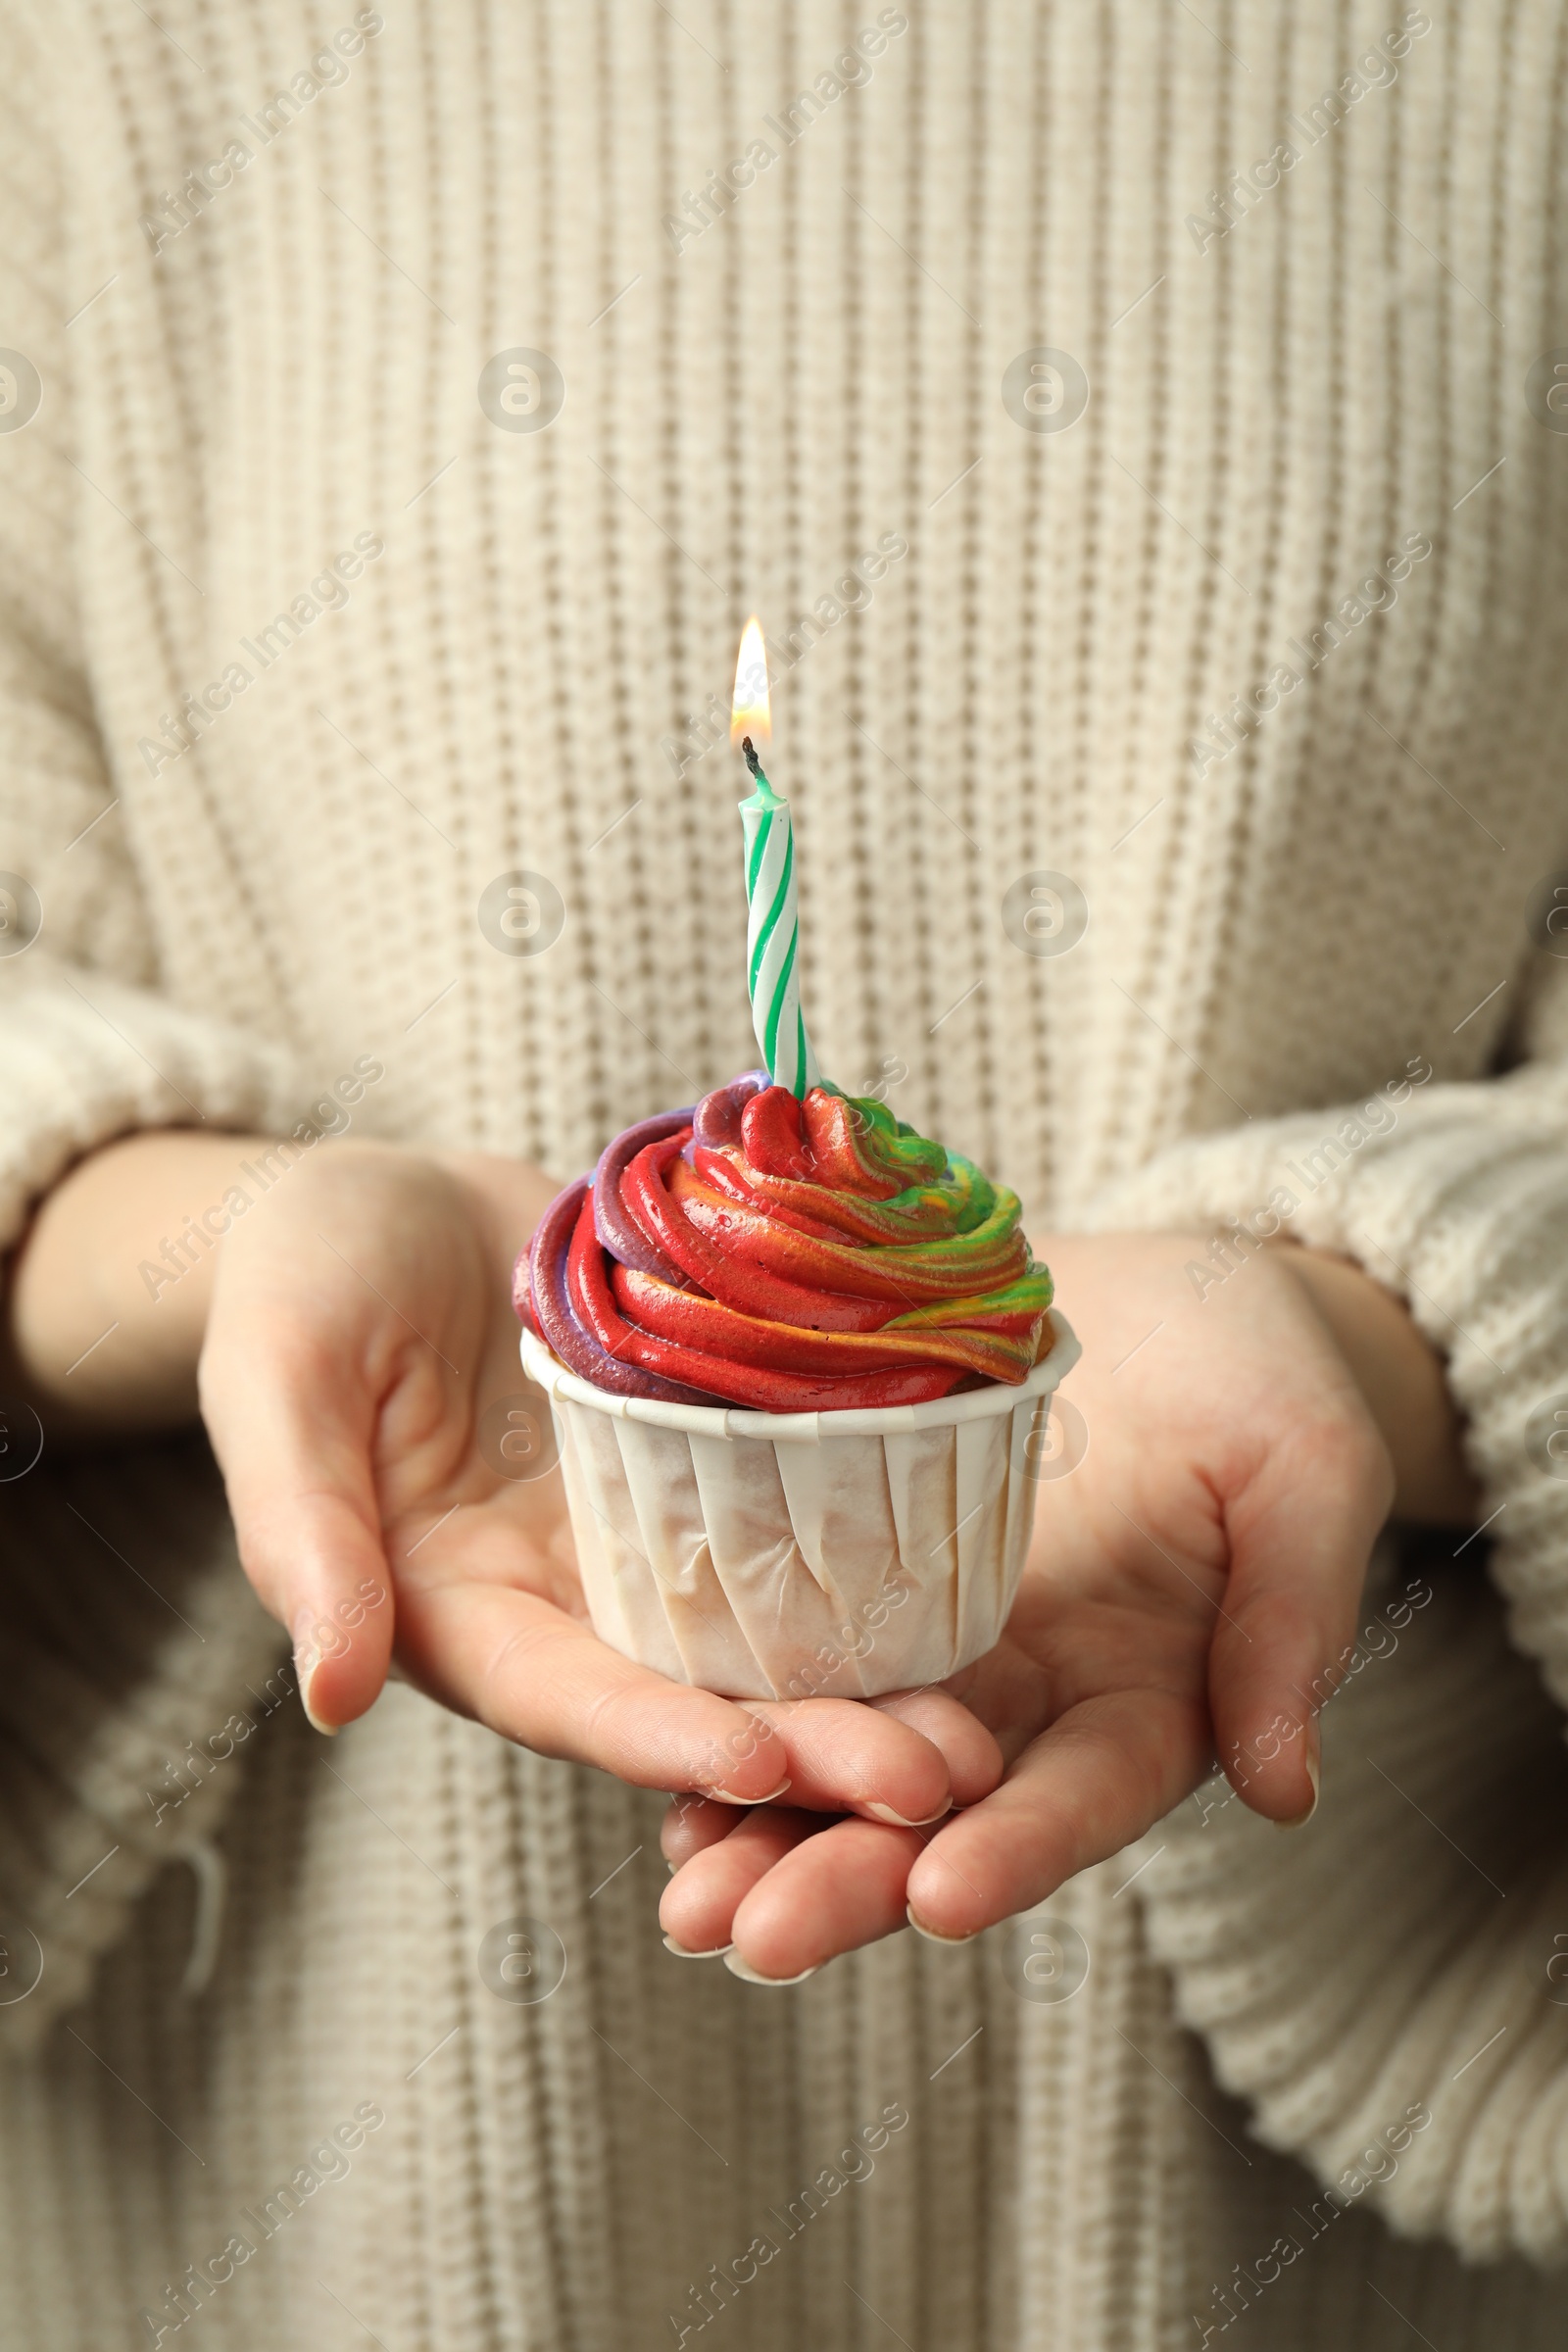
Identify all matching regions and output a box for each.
[906,1903,979,1944]
[708,1777,792,1806]
[292,1621,338,1738]
[864,1799,952,1829]
[662,1935,733,1959]
[666,1860,677,1876]
[1273,1746,1320,1831]
[723,1952,821,1986]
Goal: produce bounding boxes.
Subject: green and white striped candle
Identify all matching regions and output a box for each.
[732,618,821,1099]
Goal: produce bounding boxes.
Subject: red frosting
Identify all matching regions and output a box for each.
[520,1075,1054,1411]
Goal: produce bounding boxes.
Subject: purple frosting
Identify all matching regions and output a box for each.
[691,1068,768,1151]
[523,1175,716,1405]
[592,1106,694,1280]
[517,1070,777,1406]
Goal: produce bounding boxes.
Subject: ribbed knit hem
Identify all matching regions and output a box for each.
[1088,1069,1568,2260]
[0,1432,289,2055]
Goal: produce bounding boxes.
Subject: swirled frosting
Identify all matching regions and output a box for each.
[515,1071,1054,1412]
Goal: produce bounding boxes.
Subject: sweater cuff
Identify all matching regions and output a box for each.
[0,950,318,1252]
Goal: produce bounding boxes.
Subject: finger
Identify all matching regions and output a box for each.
[199,1323,395,1733]
[737,1696,959,1826]
[728,1817,927,1977]
[865,1687,1005,1805]
[393,1579,793,1800]
[905,1686,1209,1938]
[661,1791,756,1869]
[1210,1412,1392,1822]
[657,1690,1002,1851]
[660,1807,819,1955]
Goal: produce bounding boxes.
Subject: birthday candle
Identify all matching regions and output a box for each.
[730,617,822,1098]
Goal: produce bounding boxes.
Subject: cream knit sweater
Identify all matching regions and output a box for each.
[5,1,1568,2344]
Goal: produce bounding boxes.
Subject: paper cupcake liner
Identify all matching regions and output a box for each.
[519,1311,1081,1699]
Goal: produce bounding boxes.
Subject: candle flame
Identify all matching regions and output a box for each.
[730,615,771,749]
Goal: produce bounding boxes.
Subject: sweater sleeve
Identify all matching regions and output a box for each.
[1087,949,1568,2261]
[0,17,307,2045]
[0,19,312,1238]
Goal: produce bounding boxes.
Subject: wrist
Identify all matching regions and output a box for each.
[6,1131,258,1432]
[6,1129,409,1435]
[1267,1240,1480,1527]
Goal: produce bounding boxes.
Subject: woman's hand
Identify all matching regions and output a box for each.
[658,1228,1478,1979]
[5,1129,1001,1822]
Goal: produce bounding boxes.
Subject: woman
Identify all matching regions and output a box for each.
[2,2,1567,2344]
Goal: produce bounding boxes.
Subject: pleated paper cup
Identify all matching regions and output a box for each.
[519,1311,1081,1699]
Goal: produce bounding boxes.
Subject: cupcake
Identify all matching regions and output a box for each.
[514,1070,1079,1699]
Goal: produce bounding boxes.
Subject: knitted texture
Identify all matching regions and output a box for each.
[0,1435,287,2060]
[4,0,1568,2344]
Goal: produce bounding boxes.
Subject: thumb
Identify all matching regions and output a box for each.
[199,1320,395,1733]
[1208,1411,1394,1824]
